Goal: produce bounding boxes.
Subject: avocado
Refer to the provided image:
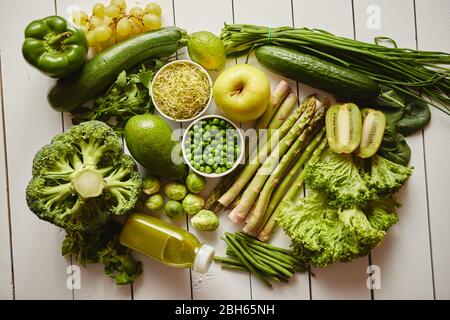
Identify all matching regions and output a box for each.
[124,114,188,179]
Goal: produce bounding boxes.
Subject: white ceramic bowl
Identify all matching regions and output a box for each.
[150,60,213,122]
[182,115,244,178]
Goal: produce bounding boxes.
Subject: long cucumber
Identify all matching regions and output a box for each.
[48,27,188,112]
[255,45,380,100]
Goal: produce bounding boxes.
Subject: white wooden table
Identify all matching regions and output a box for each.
[0,0,449,300]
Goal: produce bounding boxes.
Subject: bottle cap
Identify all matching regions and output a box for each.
[193,244,215,273]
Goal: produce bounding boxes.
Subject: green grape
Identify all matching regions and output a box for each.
[116,17,131,36]
[89,15,104,27]
[142,13,161,30]
[129,6,144,17]
[94,25,113,42]
[104,4,120,18]
[86,31,97,47]
[72,11,88,26]
[145,3,162,16]
[92,3,105,18]
[111,0,126,10]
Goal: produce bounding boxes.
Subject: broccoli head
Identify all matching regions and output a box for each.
[366,155,413,197]
[277,191,394,267]
[26,121,142,232]
[305,149,372,208]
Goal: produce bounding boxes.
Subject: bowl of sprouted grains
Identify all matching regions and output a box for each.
[150,60,213,122]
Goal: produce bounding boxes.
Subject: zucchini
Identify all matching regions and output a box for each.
[255,46,380,100]
[48,27,188,112]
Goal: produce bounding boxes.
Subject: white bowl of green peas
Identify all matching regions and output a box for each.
[182,115,244,178]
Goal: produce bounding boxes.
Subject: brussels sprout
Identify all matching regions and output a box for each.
[145,194,164,212]
[185,172,206,194]
[191,209,219,231]
[163,182,187,200]
[143,175,161,195]
[164,200,183,219]
[182,194,204,216]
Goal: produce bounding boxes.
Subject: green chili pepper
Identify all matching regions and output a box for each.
[22,16,88,78]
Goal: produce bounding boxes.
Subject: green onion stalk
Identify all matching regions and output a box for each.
[221,24,450,115]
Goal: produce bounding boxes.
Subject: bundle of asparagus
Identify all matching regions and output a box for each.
[205,82,330,242]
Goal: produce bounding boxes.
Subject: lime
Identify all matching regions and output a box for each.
[188,31,226,71]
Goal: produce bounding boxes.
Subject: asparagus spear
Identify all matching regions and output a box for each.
[219,95,309,208]
[257,137,328,242]
[266,92,298,131]
[255,80,291,130]
[228,97,317,223]
[244,102,328,235]
[205,82,292,211]
[260,127,327,231]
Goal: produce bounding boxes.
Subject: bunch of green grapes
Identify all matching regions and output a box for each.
[72,0,162,52]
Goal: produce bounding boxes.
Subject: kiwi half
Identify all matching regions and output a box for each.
[326,103,362,154]
[357,108,386,158]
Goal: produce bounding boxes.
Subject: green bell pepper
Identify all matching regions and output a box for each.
[22,16,88,78]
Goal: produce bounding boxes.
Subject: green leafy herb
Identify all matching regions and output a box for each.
[378,121,411,166]
[62,220,142,285]
[71,59,165,133]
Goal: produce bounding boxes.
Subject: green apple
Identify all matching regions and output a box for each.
[213,64,270,122]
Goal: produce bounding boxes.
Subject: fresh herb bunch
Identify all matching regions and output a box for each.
[62,220,142,285]
[221,24,450,115]
[71,59,166,132]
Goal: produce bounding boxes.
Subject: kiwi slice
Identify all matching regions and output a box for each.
[357,108,386,158]
[326,103,362,154]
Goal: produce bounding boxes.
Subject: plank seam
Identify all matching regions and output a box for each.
[0,50,15,300]
[413,0,436,300]
[291,0,313,301]
[350,0,372,300]
[172,0,194,300]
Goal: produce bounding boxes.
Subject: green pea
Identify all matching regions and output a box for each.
[212,118,220,125]
[210,125,219,131]
[214,167,221,174]
[194,132,201,139]
[203,132,211,141]
[235,146,241,155]
[200,166,205,172]
[194,163,200,170]
[205,166,212,174]
[226,162,233,169]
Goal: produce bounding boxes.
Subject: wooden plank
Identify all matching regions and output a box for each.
[54,0,133,300]
[124,0,192,300]
[0,56,14,300]
[353,0,434,299]
[415,0,450,300]
[0,0,73,299]
[293,0,371,300]
[232,0,310,300]
[173,0,253,300]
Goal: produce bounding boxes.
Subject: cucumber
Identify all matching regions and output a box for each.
[48,27,188,112]
[255,46,380,100]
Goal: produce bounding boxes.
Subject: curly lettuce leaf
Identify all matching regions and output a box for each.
[366,155,413,197]
[277,192,385,267]
[305,149,372,208]
[364,196,399,232]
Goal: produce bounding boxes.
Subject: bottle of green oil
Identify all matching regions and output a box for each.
[119,212,215,273]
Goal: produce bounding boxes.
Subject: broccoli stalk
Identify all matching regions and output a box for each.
[71,167,105,199]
